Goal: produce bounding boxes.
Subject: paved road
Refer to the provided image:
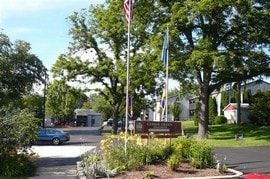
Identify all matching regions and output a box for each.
[214,146,270,175]
[30,127,105,179]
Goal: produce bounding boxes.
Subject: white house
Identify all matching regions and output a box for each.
[223,103,249,124]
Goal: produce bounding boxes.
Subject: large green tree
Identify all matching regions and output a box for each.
[156,0,270,139]
[45,80,87,121]
[0,32,46,111]
[51,0,162,133]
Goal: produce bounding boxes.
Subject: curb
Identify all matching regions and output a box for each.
[77,161,86,179]
[76,161,243,179]
[178,168,243,179]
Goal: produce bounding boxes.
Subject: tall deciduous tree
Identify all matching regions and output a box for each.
[0,32,46,111]
[157,0,270,139]
[46,80,87,121]
[51,0,162,133]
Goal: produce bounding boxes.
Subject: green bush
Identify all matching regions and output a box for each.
[167,153,182,170]
[100,133,151,171]
[82,133,214,177]
[0,110,40,177]
[189,140,213,168]
[170,137,213,169]
[0,150,37,177]
[249,91,270,125]
[214,115,227,124]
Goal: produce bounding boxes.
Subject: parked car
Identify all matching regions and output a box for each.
[35,128,70,145]
[105,119,123,127]
[107,118,113,126]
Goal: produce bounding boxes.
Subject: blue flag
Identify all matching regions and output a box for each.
[160,89,166,119]
[161,31,168,65]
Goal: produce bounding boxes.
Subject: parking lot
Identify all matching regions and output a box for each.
[30,127,104,179]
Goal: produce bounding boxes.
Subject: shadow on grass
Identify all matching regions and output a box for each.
[209,124,270,142]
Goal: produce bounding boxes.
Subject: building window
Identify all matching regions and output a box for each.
[189,110,195,117]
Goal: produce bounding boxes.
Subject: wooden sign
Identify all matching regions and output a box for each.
[134,120,182,138]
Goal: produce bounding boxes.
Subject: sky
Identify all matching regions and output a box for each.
[0,0,105,70]
[0,0,179,91]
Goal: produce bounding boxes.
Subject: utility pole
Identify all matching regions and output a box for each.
[43,69,48,128]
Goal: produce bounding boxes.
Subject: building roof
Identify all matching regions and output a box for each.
[74,109,100,116]
[223,103,249,111]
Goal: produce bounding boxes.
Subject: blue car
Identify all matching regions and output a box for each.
[36,128,70,145]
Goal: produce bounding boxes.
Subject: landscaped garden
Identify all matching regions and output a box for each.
[79,120,270,178]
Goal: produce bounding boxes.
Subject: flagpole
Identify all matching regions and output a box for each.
[165,26,169,122]
[124,0,132,155]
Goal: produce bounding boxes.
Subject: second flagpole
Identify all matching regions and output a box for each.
[124,0,132,155]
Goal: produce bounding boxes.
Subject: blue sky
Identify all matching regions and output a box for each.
[0,0,105,70]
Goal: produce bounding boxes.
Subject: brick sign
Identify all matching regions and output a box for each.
[134,121,182,138]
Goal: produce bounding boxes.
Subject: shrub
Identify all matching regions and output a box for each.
[80,150,117,178]
[189,140,213,168]
[167,153,182,170]
[249,91,270,125]
[0,110,40,177]
[170,137,214,169]
[0,150,37,177]
[100,133,148,171]
[99,133,171,172]
[83,133,214,177]
[214,115,227,124]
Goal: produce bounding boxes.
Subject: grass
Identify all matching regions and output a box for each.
[101,120,270,148]
[182,120,270,147]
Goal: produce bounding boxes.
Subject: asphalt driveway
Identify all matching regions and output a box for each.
[30,127,104,179]
[214,146,270,175]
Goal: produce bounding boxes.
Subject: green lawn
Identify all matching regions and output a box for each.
[101,120,270,147]
[182,120,270,147]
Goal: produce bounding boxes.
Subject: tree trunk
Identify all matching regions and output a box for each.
[111,104,120,134]
[197,89,210,139]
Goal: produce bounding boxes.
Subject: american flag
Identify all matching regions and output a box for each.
[123,0,133,23]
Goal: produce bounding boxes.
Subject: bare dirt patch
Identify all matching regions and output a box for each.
[105,162,233,179]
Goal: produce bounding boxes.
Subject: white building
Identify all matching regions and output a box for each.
[149,80,270,122]
[223,103,249,124]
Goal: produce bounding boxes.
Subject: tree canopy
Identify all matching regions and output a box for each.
[51,0,163,133]
[51,0,270,138]
[0,32,46,112]
[45,80,87,121]
[158,0,270,138]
